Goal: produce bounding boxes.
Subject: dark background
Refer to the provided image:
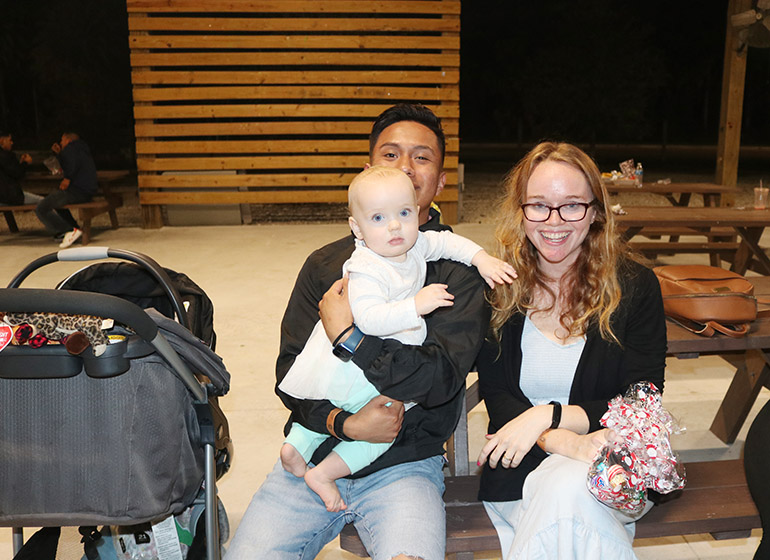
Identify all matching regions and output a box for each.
[1,1,768,170]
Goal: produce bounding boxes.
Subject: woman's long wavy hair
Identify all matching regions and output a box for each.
[489,142,625,343]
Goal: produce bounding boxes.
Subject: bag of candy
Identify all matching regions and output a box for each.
[587,381,686,514]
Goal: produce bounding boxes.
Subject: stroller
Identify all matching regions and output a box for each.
[0,247,232,560]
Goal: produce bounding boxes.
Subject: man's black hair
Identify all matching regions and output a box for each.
[369,103,445,163]
[0,130,9,138]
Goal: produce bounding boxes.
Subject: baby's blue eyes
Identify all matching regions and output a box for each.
[400,209,411,217]
[372,214,384,222]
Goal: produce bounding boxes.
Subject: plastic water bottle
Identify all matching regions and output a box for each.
[635,162,644,188]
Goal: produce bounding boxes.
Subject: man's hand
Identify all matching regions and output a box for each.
[342,395,404,443]
[414,283,454,316]
[471,250,517,289]
[58,178,70,191]
[51,142,61,154]
[20,153,32,164]
[319,277,354,343]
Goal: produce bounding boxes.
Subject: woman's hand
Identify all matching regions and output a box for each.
[476,406,551,469]
[542,428,621,464]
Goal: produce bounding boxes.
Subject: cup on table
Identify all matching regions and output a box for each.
[754,187,769,209]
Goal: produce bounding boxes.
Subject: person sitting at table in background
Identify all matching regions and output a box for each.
[35,131,98,248]
[0,130,43,206]
[476,141,667,559]
[278,165,516,512]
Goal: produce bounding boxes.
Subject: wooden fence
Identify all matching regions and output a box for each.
[126,0,461,227]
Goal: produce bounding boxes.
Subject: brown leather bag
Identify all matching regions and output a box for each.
[653,265,757,338]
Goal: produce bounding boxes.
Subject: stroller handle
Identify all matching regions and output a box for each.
[0,288,207,402]
[6,247,190,331]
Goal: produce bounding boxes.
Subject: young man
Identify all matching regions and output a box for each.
[226,104,490,560]
[35,132,98,248]
[0,131,37,206]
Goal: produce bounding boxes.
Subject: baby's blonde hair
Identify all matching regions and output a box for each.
[348,166,414,213]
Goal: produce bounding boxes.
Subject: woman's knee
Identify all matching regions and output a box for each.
[524,455,592,506]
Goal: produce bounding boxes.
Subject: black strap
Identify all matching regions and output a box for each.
[79,526,102,560]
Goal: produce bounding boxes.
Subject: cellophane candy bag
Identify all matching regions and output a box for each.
[587,381,686,514]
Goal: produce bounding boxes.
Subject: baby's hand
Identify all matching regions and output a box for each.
[415,283,454,316]
[472,250,517,289]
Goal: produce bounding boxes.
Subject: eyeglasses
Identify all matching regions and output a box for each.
[521,201,596,223]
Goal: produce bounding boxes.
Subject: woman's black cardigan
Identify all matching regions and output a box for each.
[477,260,667,502]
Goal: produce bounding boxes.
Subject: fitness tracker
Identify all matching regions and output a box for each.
[549,401,562,430]
[332,325,364,362]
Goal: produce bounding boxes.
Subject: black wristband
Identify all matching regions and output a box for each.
[334,410,353,442]
[549,401,562,430]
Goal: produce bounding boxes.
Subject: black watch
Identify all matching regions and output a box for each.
[332,326,364,362]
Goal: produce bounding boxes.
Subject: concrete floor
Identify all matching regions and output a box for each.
[0,222,766,559]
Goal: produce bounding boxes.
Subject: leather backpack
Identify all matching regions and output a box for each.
[653,264,760,338]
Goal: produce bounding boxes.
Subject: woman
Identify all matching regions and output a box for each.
[476,142,667,559]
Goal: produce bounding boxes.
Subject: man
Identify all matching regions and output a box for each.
[35,132,98,248]
[226,104,490,560]
[0,131,38,206]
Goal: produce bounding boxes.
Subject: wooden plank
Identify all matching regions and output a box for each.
[139,187,459,205]
[129,52,460,67]
[129,35,459,50]
[128,15,461,33]
[134,120,459,137]
[131,69,460,84]
[136,154,460,171]
[131,85,460,102]
[138,171,459,188]
[126,1,461,15]
[140,173,358,188]
[135,138,460,154]
[132,103,456,120]
[716,0,751,193]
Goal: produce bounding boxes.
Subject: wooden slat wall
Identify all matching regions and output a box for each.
[127,0,461,227]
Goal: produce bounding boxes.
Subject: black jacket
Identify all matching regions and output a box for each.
[276,208,490,477]
[58,139,98,197]
[477,259,667,502]
[0,149,26,205]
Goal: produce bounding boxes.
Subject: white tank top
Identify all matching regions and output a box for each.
[519,315,585,406]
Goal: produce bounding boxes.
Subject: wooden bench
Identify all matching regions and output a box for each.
[339,380,761,558]
[0,180,124,245]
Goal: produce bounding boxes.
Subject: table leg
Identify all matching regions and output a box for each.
[732,227,770,275]
[710,349,770,444]
[3,211,19,232]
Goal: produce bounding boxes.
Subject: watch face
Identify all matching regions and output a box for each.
[332,344,353,362]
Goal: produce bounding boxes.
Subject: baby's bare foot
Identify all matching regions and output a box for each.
[305,467,346,512]
[280,443,308,477]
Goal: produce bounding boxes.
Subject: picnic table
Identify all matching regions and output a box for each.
[603,179,738,208]
[667,276,770,443]
[0,170,129,245]
[615,206,770,273]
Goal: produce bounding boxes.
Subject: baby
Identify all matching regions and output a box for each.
[278,166,516,511]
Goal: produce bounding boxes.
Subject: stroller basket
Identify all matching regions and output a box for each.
[0,247,231,560]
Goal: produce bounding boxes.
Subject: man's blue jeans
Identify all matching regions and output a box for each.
[35,189,91,236]
[225,456,446,560]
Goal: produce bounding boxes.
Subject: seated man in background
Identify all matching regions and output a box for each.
[0,130,41,206]
[35,131,98,248]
